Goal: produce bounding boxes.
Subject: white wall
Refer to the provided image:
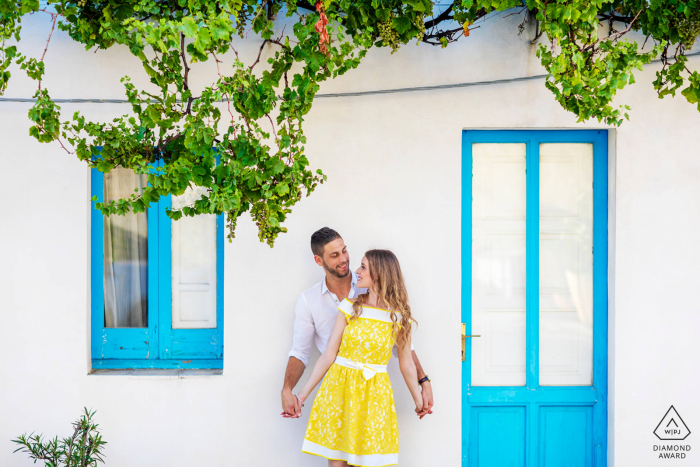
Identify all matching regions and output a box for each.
[2,9,700,467]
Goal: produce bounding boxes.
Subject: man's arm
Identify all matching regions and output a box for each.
[281,293,315,417]
[281,357,305,417]
[283,357,306,391]
[412,351,434,419]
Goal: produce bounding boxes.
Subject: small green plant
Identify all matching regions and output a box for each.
[12,408,106,467]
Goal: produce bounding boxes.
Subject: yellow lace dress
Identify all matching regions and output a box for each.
[302,298,401,466]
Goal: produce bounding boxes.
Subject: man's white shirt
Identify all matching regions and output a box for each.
[288,271,412,367]
[288,272,366,367]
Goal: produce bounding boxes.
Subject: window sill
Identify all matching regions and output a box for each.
[89,368,222,378]
[90,358,223,370]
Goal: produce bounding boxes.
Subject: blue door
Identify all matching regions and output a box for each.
[462,130,608,466]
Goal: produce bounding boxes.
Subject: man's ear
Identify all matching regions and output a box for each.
[313,255,324,267]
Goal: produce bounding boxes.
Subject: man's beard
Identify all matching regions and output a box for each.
[323,260,350,278]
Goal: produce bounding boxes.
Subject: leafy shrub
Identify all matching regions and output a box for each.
[12,408,106,467]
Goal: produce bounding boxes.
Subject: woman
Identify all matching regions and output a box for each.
[294,249,426,467]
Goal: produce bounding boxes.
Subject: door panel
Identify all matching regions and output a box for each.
[462,131,608,467]
[472,143,527,386]
[470,406,526,467]
[539,143,593,386]
[539,406,593,467]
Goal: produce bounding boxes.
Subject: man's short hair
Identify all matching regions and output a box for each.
[311,227,342,257]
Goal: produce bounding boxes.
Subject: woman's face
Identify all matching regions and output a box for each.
[355,256,374,290]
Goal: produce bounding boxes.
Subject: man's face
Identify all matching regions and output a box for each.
[315,238,350,278]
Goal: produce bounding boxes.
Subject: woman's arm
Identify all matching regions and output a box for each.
[296,312,347,403]
[397,334,425,415]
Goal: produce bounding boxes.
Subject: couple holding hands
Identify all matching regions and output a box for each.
[281,227,434,467]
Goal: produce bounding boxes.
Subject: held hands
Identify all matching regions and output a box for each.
[414,401,425,417]
[418,381,434,420]
[413,390,427,418]
[281,389,302,419]
[414,389,434,419]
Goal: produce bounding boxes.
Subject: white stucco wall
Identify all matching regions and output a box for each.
[2,8,700,467]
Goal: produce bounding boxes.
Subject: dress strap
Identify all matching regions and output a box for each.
[337,298,355,316]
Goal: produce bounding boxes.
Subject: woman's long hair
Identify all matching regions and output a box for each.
[352,249,415,349]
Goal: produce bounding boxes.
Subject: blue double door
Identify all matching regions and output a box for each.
[462,130,608,466]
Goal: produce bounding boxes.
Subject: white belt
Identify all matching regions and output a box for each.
[334,356,387,381]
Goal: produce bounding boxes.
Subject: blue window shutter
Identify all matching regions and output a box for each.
[90,159,224,370]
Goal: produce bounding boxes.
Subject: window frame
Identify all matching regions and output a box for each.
[90,161,224,370]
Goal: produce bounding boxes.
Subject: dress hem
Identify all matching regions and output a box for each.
[302,438,398,467]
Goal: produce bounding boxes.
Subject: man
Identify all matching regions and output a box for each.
[281,227,434,418]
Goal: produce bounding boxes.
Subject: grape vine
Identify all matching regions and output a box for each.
[0,0,698,245]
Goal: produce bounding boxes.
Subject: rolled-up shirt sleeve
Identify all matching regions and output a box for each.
[288,293,315,367]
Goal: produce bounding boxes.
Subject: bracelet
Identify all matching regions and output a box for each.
[418,375,431,386]
[294,393,305,407]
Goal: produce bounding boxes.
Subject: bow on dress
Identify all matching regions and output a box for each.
[345,359,380,380]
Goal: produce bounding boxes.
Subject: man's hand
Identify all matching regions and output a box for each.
[281,388,302,418]
[281,357,305,418]
[419,382,434,420]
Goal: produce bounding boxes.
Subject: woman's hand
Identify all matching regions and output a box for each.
[414,400,424,416]
[415,401,431,418]
[413,393,429,418]
[418,382,433,419]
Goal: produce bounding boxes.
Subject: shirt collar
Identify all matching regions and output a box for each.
[321,271,358,296]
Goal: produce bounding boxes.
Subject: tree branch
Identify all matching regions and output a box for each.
[597,13,636,24]
[247,0,268,35]
[56,136,73,154]
[268,38,292,52]
[584,8,643,52]
[38,10,58,90]
[180,34,193,114]
[504,7,527,19]
[266,113,279,143]
[180,34,190,89]
[296,0,317,13]
[424,3,453,30]
[423,26,472,45]
[229,43,240,59]
[250,39,268,71]
[211,52,223,78]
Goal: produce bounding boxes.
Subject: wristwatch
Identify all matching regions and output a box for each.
[418,375,431,385]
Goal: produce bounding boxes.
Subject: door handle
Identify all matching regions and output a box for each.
[462,323,480,362]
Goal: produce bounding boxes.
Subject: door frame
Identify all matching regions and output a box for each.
[461,129,609,466]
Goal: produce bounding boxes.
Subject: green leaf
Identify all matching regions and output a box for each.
[404,0,426,12]
[391,17,412,35]
[681,84,700,104]
[179,17,198,37]
[275,183,289,195]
